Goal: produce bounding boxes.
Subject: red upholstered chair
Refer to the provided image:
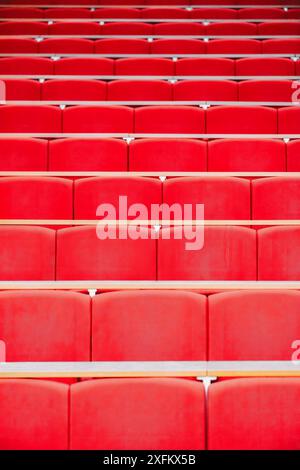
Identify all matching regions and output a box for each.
[209,290,300,360]
[92,290,206,360]
[0,380,68,450]
[158,226,257,280]
[0,290,90,361]
[258,226,300,280]
[70,378,205,450]
[56,226,157,280]
[0,226,55,280]
[208,379,300,449]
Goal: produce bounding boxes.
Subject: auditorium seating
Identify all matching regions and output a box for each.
[129,138,207,171]
[48,138,128,171]
[1,0,300,452]
[2,80,299,102]
[208,379,300,450]
[0,58,298,75]
[157,226,257,280]
[70,378,205,450]
[0,138,48,170]
[209,290,300,360]
[56,226,157,280]
[207,139,286,171]
[252,177,300,220]
[74,176,162,219]
[92,290,206,360]
[163,176,250,219]
[0,226,55,280]
[135,106,205,133]
[0,380,69,450]
[0,290,90,361]
[206,106,277,134]
[258,226,300,280]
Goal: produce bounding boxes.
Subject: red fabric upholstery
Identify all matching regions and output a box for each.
[0,380,68,450]
[70,378,205,450]
[92,290,206,360]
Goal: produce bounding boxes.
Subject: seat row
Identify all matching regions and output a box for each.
[2,38,300,53]
[2,20,300,35]
[1,289,300,362]
[3,78,298,102]
[1,378,300,450]
[1,57,300,76]
[5,0,299,5]
[3,175,300,221]
[0,105,299,134]
[0,225,299,280]
[1,137,299,172]
[2,7,300,20]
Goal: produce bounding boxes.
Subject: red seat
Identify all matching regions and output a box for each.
[208,379,300,450]
[287,140,300,171]
[129,138,207,171]
[158,226,256,280]
[209,290,300,360]
[190,8,237,19]
[0,39,38,53]
[0,291,90,361]
[208,139,286,171]
[278,107,300,134]
[0,21,48,35]
[102,22,153,35]
[54,58,114,75]
[0,380,68,450]
[42,79,107,101]
[46,8,92,18]
[49,22,102,35]
[63,106,134,133]
[0,177,73,220]
[0,7,43,18]
[0,106,62,133]
[92,290,206,360]
[173,80,238,101]
[0,226,55,280]
[49,138,128,171]
[206,106,278,134]
[238,8,285,19]
[95,39,150,54]
[253,177,300,219]
[0,138,48,171]
[154,23,204,35]
[207,22,258,35]
[74,177,162,219]
[163,177,250,219]
[93,8,141,19]
[258,226,300,280]
[0,57,54,75]
[135,106,205,133]
[207,39,262,54]
[56,226,157,280]
[151,39,205,54]
[236,58,295,76]
[176,58,235,76]
[115,58,175,75]
[262,39,300,53]
[107,80,172,101]
[40,39,94,54]
[3,79,41,100]
[258,22,300,35]
[239,80,294,102]
[141,8,189,19]
[70,378,205,450]
[287,9,300,19]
